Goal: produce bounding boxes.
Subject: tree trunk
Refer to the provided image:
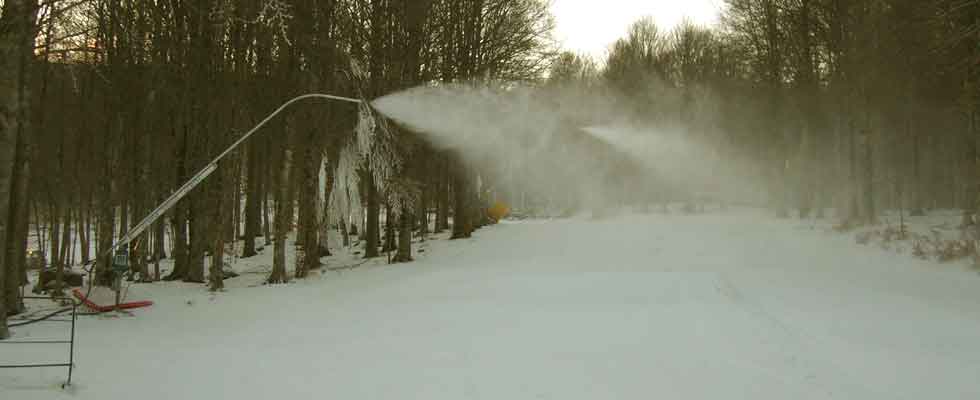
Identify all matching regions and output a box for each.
[392,207,413,263]
[185,196,206,283]
[96,174,114,286]
[340,217,350,247]
[33,199,43,255]
[268,149,292,284]
[1,0,38,337]
[436,156,450,232]
[358,212,367,241]
[242,142,261,257]
[418,185,429,238]
[0,40,11,337]
[230,158,240,243]
[363,172,380,258]
[383,205,396,253]
[0,109,8,335]
[209,166,225,291]
[79,202,90,265]
[166,203,188,280]
[5,120,30,310]
[55,210,70,296]
[863,129,876,224]
[118,201,129,248]
[451,161,471,240]
[68,209,76,268]
[154,217,166,260]
[469,189,485,232]
[49,206,61,276]
[318,163,334,257]
[296,146,320,278]
[910,119,925,216]
[973,109,979,220]
[262,184,271,246]
[166,127,189,280]
[60,211,70,270]
[154,246,161,281]
[847,116,861,223]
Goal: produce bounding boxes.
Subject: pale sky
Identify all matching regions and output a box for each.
[550,0,723,60]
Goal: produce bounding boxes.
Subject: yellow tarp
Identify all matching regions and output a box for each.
[487,202,511,221]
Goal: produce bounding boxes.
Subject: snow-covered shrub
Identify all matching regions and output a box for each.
[937,240,974,263]
[833,219,861,233]
[912,236,929,259]
[856,231,873,245]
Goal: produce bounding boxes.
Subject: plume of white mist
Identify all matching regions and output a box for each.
[372,82,767,215]
[374,84,614,214]
[584,125,766,207]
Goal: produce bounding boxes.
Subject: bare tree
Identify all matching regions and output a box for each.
[0,0,39,339]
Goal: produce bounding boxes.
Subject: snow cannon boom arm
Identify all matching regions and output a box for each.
[98,94,364,263]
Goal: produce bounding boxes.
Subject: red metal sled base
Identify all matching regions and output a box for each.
[72,288,154,312]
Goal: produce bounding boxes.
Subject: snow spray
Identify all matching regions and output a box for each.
[371,83,765,215]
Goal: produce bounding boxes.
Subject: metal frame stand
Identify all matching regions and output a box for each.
[1,296,80,388]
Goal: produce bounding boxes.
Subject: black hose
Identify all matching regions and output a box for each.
[8,307,72,327]
[9,291,111,328]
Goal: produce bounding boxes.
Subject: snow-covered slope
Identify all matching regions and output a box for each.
[4,208,980,399]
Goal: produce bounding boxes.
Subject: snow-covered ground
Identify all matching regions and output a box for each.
[4,207,980,399]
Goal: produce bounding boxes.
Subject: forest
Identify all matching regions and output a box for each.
[0,0,978,341]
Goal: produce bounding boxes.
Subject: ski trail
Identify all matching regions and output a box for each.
[6,210,980,399]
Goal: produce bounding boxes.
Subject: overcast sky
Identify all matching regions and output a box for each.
[550,0,723,59]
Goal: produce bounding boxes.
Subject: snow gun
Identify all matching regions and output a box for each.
[77,93,365,310]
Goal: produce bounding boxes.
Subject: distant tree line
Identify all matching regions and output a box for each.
[550,0,979,223]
